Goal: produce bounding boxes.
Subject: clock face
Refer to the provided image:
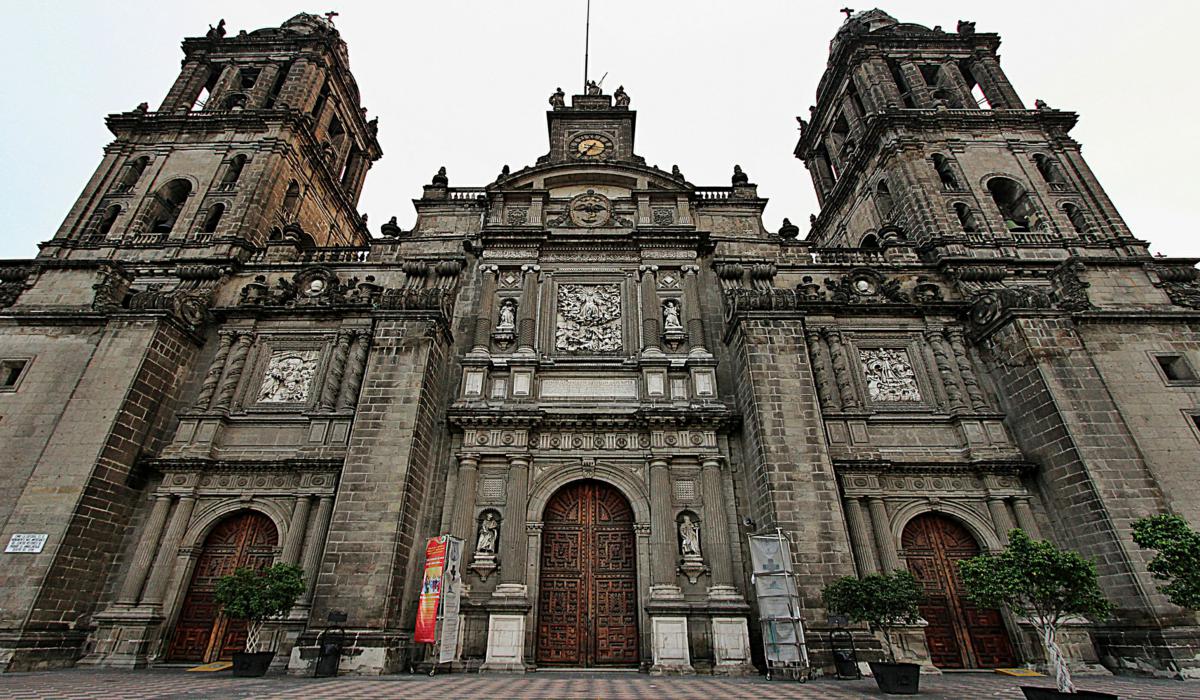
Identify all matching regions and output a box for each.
[569,133,613,161]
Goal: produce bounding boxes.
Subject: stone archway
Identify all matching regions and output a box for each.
[535,480,639,667]
[166,510,278,663]
[902,512,1017,669]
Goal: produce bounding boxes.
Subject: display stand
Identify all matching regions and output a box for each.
[748,528,813,681]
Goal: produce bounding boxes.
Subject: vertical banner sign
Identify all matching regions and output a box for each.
[438,537,464,663]
[415,536,448,643]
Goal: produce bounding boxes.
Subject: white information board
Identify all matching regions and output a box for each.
[5,533,48,553]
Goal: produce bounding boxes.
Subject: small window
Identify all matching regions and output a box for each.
[1187,411,1200,438]
[1155,354,1198,383]
[1,359,29,390]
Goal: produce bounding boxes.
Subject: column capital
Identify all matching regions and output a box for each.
[458,453,481,468]
[479,264,500,275]
[507,454,531,469]
[681,264,701,275]
[639,264,659,274]
[701,456,724,471]
[649,457,670,470]
[520,264,541,274]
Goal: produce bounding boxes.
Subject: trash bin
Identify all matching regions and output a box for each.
[828,616,860,680]
[314,611,347,678]
[833,647,860,679]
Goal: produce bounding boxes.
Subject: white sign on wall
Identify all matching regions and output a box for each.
[5,533,48,553]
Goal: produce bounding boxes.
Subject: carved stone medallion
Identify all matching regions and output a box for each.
[257,350,319,403]
[555,284,622,354]
[859,348,921,403]
[567,190,612,227]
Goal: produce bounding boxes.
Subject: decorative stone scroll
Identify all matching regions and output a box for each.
[860,348,921,403]
[256,350,319,403]
[555,284,622,354]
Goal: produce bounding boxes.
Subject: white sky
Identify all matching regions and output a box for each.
[1,1,1197,259]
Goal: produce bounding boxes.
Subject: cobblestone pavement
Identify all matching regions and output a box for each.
[0,669,1195,699]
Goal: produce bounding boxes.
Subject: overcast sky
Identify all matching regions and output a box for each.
[1,1,1196,259]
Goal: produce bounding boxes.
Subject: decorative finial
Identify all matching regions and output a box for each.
[323,11,339,25]
[840,7,854,19]
[779,218,800,240]
[381,216,401,237]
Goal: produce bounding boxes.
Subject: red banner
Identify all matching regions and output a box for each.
[414,536,448,643]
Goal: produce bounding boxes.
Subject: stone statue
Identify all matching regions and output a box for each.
[497,298,517,329]
[476,512,499,555]
[499,164,511,179]
[956,20,976,35]
[732,164,749,186]
[432,166,448,187]
[360,213,369,225]
[671,165,684,180]
[1035,99,1050,110]
[679,515,701,557]
[663,299,683,330]
[206,19,226,41]
[135,102,149,113]
[549,87,565,107]
[614,85,630,107]
[586,80,602,96]
[367,117,379,136]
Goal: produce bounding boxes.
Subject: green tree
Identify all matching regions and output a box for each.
[959,530,1111,694]
[822,570,923,663]
[1132,513,1200,610]
[214,563,306,653]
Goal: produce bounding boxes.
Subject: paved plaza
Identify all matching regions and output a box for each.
[0,669,1194,700]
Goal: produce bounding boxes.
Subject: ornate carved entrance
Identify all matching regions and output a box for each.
[536,480,639,667]
[167,511,278,662]
[902,513,1017,669]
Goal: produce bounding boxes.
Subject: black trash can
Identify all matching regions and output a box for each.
[833,648,860,679]
[314,617,346,678]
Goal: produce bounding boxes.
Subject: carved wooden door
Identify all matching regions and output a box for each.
[167,511,278,662]
[902,513,1016,669]
[537,480,639,667]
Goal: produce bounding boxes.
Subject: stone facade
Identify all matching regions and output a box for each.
[0,9,1197,681]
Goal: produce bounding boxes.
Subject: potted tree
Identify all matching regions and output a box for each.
[1132,513,1200,611]
[823,570,924,695]
[214,563,306,677]
[958,530,1114,700]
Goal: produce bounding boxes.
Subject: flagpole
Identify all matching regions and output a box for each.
[583,0,591,91]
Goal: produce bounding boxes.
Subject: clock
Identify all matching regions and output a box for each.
[569,133,613,161]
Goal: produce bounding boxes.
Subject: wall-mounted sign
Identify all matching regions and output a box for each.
[5,533,47,553]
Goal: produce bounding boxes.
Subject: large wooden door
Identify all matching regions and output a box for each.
[167,511,278,662]
[536,480,639,667]
[903,513,1017,669]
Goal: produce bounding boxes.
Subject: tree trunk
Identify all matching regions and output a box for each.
[1041,622,1074,693]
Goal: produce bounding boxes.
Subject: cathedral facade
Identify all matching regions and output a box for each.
[1,10,1198,678]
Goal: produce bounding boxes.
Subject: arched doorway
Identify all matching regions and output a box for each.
[536,480,639,667]
[167,511,278,662]
[902,512,1017,669]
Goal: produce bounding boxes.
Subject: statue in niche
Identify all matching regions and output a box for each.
[497,298,517,330]
[663,299,683,330]
[475,512,499,555]
[679,515,702,557]
[549,87,565,107]
[614,85,630,106]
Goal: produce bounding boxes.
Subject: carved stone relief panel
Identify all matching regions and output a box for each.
[555,283,622,354]
[859,348,921,403]
[256,350,320,404]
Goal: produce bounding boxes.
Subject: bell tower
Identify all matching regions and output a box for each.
[795,10,1143,258]
[41,13,381,260]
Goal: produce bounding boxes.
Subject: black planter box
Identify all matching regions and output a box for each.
[1021,687,1118,700]
[868,661,921,695]
[231,651,276,677]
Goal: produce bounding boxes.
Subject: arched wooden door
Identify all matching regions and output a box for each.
[536,480,639,667]
[902,513,1017,669]
[167,511,278,662]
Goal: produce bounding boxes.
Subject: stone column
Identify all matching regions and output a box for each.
[516,265,540,353]
[194,331,234,410]
[638,265,661,353]
[805,327,840,411]
[937,60,976,108]
[822,328,860,410]
[319,330,353,410]
[946,328,989,411]
[473,265,499,352]
[499,455,530,586]
[281,496,312,565]
[336,330,370,409]
[844,498,878,576]
[159,59,209,112]
[988,497,1016,543]
[839,93,865,136]
[649,458,677,589]
[811,153,837,200]
[451,454,481,543]
[897,60,934,107]
[700,458,735,591]
[969,54,1024,109]
[300,496,334,606]
[116,495,173,604]
[926,330,968,412]
[212,333,253,411]
[681,265,707,354]
[142,496,197,606]
[1012,497,1041,539]
[867,497,902,572]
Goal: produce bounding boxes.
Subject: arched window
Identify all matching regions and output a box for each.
[96,204,121,236]
[200,203,225,234]
[1063,203,1089,233]
[146,179,192,233]
[932,154,960,191]
[219,155,247,190]
[1033,154,1067,186]
[986,177,1038,232]
[860,233,880,250]
[954,202,979,233]
[114,156,149,193]
[281,181,301,221]
[876,181,895,220]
